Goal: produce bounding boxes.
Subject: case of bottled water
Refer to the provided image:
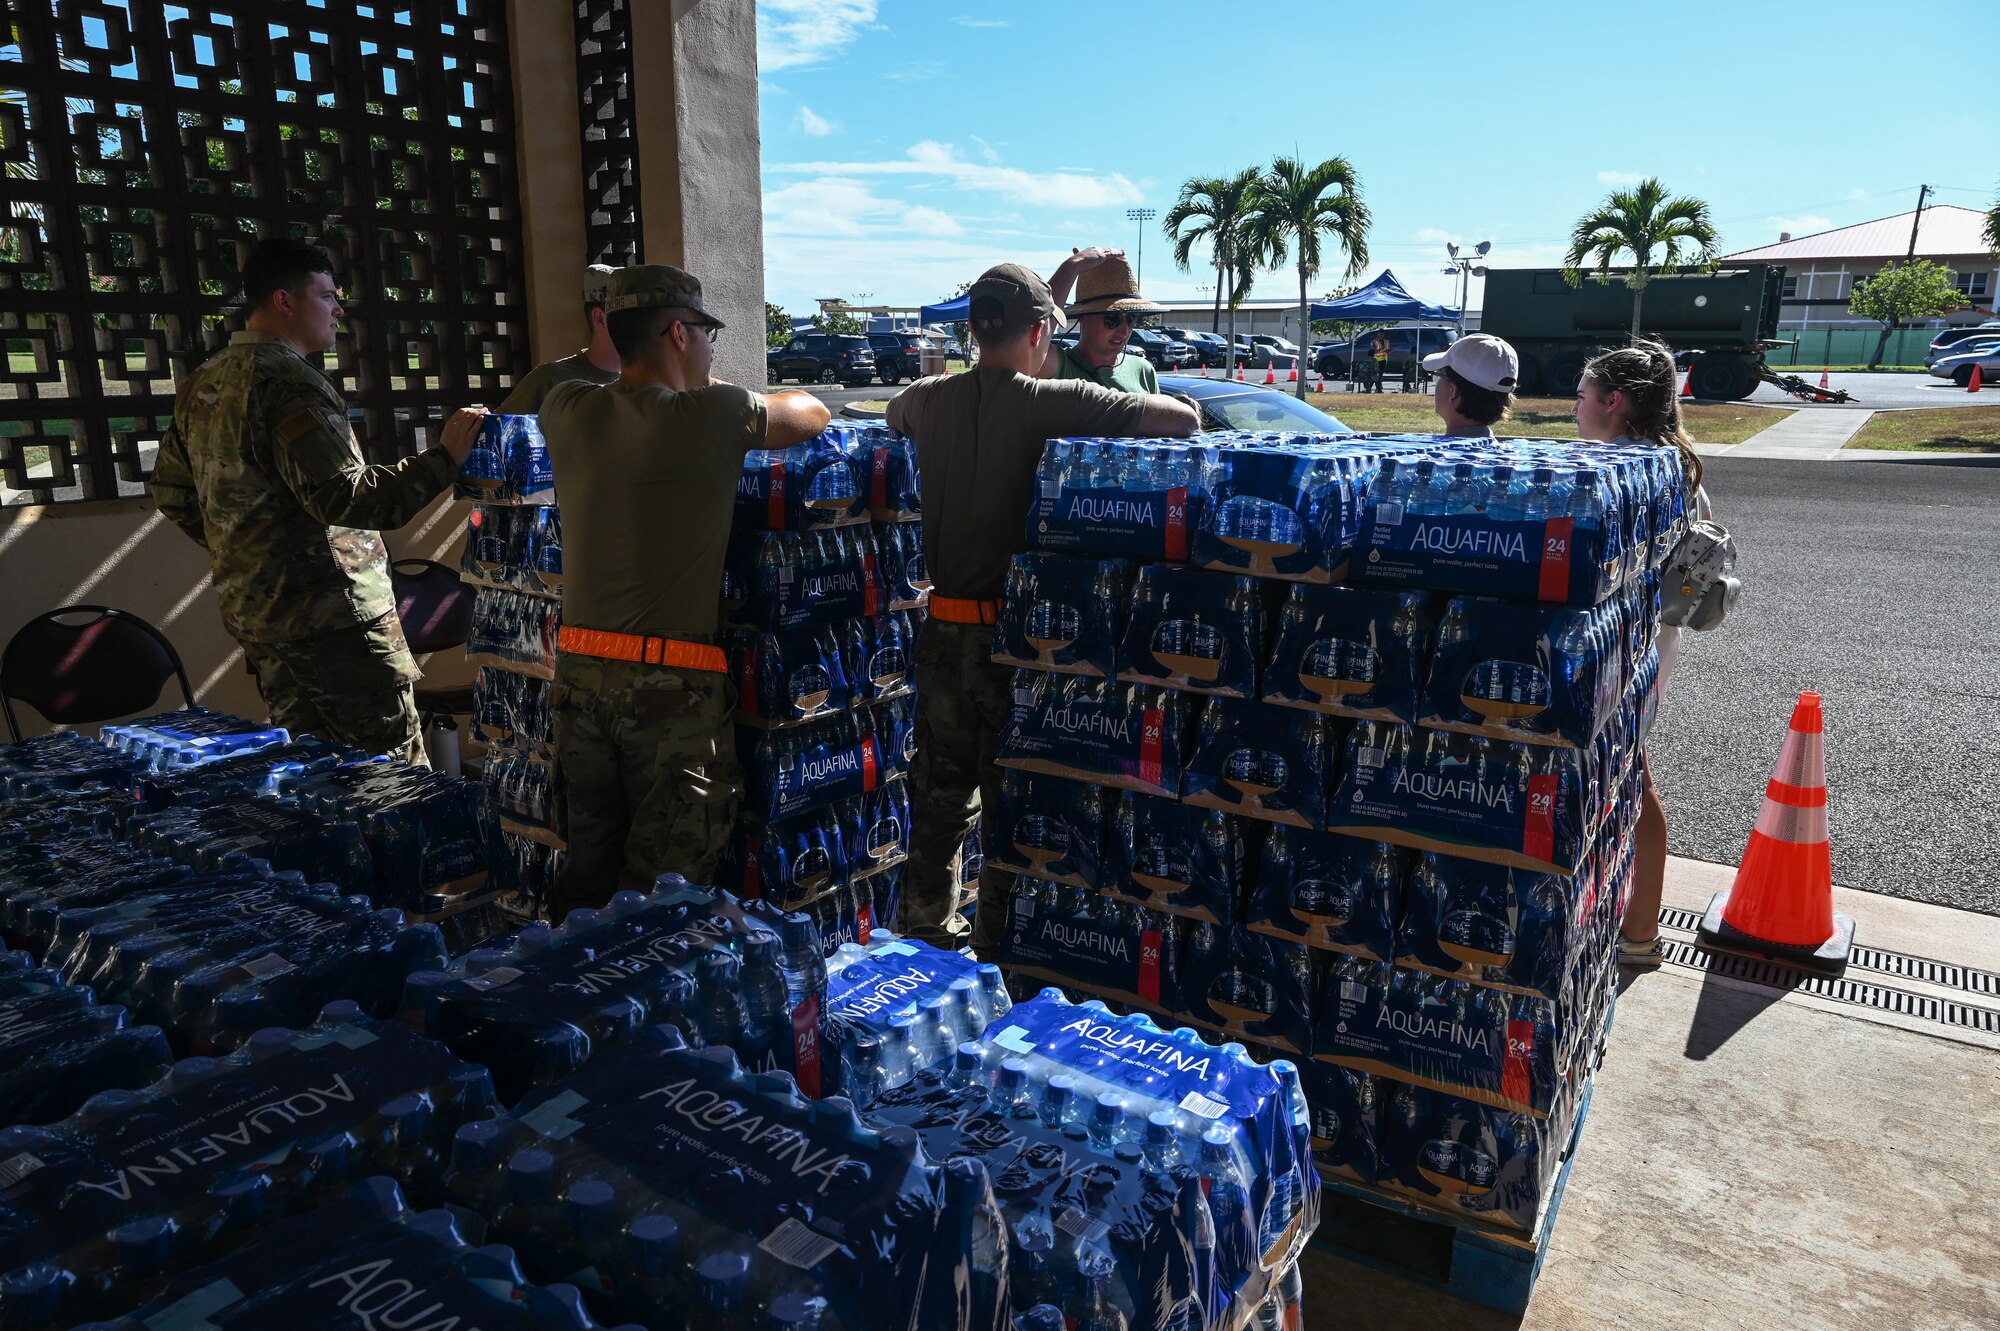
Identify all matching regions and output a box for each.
[877,519,932,610]
[1105,792,1246,923]
[995,671,1190,799]
[808,870,901,957]
[1263,584,1436,723]
[1247,829,1403,962]
[984,771,1112,891]
[126,795,380,891]
[1298,1059,1382,1184]
[85,1176,641,1331]
[997,878,1185,1014]
[456,414,555,504]
[46,871,448,1053]
[0,731,137,802]
[725,527,889,633]
[443,1026,993,1330]
[0,958,172,1126]
[992,552,1133,677]
[739,707,901,824]
[863,425,922,522]
[460,504,562,593]
[820,933,1009,1105]
[1117,565,1265,697]
[0,1002,498,1328]
[719,779,909,911]
[1392,851,1604,1000]
[729,622,855,725]
[0,842,194,960]
[132,738,357,812]
[484,747,556,839]
[1182,697,1341,829]
[1194,437,1386,583]
[466,587,560,679]
[291,762,496,910]
[1372,1075,1584,1234]
[1025,439,1219,561]
[866,987,1318,1330]
[473,667,554,755]
[736,427,869,531]
[1178,922,1318,1056]
[401,879,826,1104]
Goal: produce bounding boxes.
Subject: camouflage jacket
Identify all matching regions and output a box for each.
[150,331,457,645]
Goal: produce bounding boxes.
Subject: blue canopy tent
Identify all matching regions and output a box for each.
[919,294,969,324]
[1310,270,1461,386]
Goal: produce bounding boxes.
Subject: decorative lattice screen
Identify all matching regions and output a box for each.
[573,0,640,268]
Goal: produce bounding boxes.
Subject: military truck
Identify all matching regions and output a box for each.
[1479,264,1787,399]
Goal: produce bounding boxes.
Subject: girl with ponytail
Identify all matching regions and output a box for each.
[1575,338,1715,969]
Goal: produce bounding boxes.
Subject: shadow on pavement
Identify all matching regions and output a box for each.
[1680,972,1786,1061]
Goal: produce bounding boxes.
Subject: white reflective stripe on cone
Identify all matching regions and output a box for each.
[1753,798,1830,846]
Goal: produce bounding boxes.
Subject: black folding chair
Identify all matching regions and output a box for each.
[1,605,195,741]
[389,557,476,724]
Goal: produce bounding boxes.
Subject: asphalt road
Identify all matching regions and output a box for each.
[1745,369,2000,410]
[1651,454,2000,916]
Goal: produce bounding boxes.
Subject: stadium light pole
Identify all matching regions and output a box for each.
[1443,241,1491,340]
[1126,207,1157,288]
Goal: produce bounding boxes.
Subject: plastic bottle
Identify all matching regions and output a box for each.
[990,1057,1033,1118]
[1068,1247,1129,1331]
[692,951,750,1051]
[945,1158,1008,1325]
[741,931,795,1062]
[689,1250,751,1331]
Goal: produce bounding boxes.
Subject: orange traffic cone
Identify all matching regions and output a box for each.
[1235,367,1245,382]
[1969,364,1983,393]
[1819,368,1830,390]
[1315,379,1325,393]
[1288,366,1298,382]
[1697,691,1854,975]
[1681,371,1693,398]
[1263,367,1276,385]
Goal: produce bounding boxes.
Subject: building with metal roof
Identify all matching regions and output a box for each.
[1722,205,1996,329]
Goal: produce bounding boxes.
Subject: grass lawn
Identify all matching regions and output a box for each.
[1306,393,1790,447]
[1844,407,2000,452]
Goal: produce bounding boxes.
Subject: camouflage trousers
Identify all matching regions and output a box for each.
[905,619,1016,958]
[239,611,424,764]
[549,652,742,920]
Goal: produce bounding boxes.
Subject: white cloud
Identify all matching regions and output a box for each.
[904,205,964,236]
[1846,187,1870,201]
[797,105,835,137]
[770,140,1143,209]
[757,0,877,73]
[1413,227,1458,245]
[968,134,1003,166]
[1596,170,1646,186]
[763,177,966,240]
[952,15,1011,26]
[883,60,946,81]
[1767,214,1834,237]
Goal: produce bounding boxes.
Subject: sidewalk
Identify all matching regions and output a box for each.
[1298,855,2000,1330]
[1725,409,1877,460]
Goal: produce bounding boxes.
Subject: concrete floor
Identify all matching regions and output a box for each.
[1299,857,2000,1331]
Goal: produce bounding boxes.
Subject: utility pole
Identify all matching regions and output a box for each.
[1126,207,1157,287]
[1904,185,1931,263]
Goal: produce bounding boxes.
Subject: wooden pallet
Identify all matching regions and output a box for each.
[1308,1073,1593,1314]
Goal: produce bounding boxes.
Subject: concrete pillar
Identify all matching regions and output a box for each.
[506,0,590,367]
[629,0,767,387]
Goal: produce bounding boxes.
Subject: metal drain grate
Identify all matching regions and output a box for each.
[1658,938,2000,1035]
[1656,905,2000,999]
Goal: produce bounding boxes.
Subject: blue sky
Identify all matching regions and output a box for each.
[756,0,1997,318]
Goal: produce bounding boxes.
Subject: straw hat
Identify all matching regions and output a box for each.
[1065,254,1164,317]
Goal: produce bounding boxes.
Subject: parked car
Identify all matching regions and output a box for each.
[1313,327,1455,378]
[867,331,935,385]
[1126,328,1197,371]
[1928,344,2000,387]
[1927,321,2000,359]
[1926,332,2000,368]
[770,333,877,386]
[1166,328,1232,368]
[1158,374,1351,432]
[1243,335,1300,369]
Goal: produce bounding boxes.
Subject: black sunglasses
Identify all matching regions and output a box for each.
[1096,313,1144,330]
[674,319,720,344]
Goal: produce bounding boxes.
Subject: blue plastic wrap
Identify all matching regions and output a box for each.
[0,983,171,1126]
[729,621,856,726]
[1392,852,1597,999]
[44,872,447,1053]
[878,519,932,609]
[0,1003,498,1328]
[456,413,554,504]
[995,671,1190,799]
[1298,1059,1383,1184]
[88,1177,640,1331]
[736,428,869,530]
[465,586,560,679]
[725,527,889,632]
[740,708,900,823]
[0,834,193,958]
[1374,1077,1585,1233]
[0,731,136,803]
[125,795,379,892]
[992,552,1132,677]
[1262,583,1436,723]
[1177,922,1318,1054]
[446,1028,990,1330]
[820,933,1009,1105]
[402,881,827,1103]
[292,761,495,910]
[1104,793,1246,924]
[996,879,1184,1014]
[984,771,1113,890]
[1417,591,1647,748]
[1247,828,1402,962]
[1182,697,1340,829]
[721,779,909,910]
[1025,438,1218,561]
[460,502,562,592]
[132,738,357,811]
[1117,565,1265,698]
[861,424,921,522]
[473,666,554,754]
[1194,438,1381,583]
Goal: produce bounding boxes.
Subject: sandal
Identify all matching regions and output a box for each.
[1618,934,1665,967]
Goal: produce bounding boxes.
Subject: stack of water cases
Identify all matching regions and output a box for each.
[986,429,1685,1260]
[457,414,567,918]
[716,423,929,953]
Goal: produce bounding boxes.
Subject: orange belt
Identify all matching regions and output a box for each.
[556,625,726,673]
[930,596,1001,625]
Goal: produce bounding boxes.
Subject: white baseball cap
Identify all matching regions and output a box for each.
[1424,333,1520,393]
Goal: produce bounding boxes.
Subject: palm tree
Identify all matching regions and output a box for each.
[1164,167,1263,374]
[1983,188,2000,257]
[1246,155,1370,399]
[1563,177,1720,337]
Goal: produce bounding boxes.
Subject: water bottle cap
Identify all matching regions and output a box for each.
[1145,1109,1178,1142]
[697,1250,750,1302]
[1092,1093,1125,1124]
[564,1178,617,1234]
[507,1148,556,1200]
[744,932,782,966]
[628,1213,680,1269]
[997,1058,1029,1089]
[954,1042,983,1071]
[767,1292,829,1329]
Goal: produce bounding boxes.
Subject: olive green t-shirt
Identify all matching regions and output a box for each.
[540,378,768,638]
[1055,344,1159,395]
[499,352,619,415]
[887,367,1146,600]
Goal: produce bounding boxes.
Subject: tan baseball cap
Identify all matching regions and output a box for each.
[1424,333,1519,392]
[603,264,723,327]
[583,263,617,303]
[968,263,1067,336]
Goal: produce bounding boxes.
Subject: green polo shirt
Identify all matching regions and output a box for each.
[1055,345,1158,395]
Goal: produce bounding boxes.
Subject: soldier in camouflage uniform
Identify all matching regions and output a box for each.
[538,265,830,918]
[151,237,486,762]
